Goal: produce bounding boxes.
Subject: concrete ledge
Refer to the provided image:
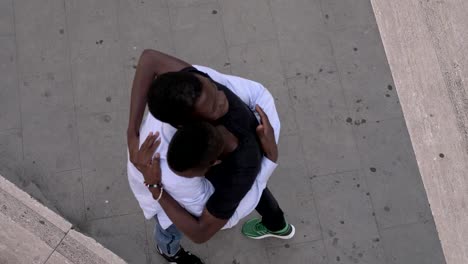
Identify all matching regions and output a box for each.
[0,175,126,264]
[371,1,468,263]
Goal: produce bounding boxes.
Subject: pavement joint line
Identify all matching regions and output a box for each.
[54,167,82,174]
[142,218,152,264]
[62,0,87,225]
[264,0,293,89]
[225,37,279,50]
[380,218,433,231]
[75,109,130,117]
[11,0,26,189]
[342,56,390,264]
[331,22,380,35]
[0,33,15,38]
[0,127,22,134]
[165,0,177,57]
[215,0,231,69]
[309,168,361,179]
[265,237,324,250]
[291,83,328,246]
[169,1,217,9]
[263,0,326,248]
[83,211,140,223]
[114,0,133,103]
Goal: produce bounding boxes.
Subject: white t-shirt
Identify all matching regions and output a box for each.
[127,65,280,229]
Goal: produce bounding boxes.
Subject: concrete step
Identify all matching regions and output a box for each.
[0,174,127,264]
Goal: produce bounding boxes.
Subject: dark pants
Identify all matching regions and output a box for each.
[255,187,286,232]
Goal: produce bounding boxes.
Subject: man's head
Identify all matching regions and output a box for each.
[147,71,229,127]
[167,121,224,177]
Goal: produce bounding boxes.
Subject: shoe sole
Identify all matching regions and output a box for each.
[156,246,177,264]
[156,246,205,264]
[246,224,296,240]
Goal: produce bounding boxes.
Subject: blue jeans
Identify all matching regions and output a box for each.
[154,218,183,256]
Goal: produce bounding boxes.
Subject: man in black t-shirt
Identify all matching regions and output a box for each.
[141,68,294,241]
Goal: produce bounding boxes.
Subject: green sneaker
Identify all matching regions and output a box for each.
[241,218,295,240]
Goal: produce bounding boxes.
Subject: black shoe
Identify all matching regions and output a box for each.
[157,246,204,264]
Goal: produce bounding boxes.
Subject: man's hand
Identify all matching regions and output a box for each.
[255,105,278,162]
[136,132,162,185]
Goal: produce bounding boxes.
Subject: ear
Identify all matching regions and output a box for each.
[211,160,222,167]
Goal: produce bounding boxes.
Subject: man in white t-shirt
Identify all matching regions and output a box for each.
[127,50,294,263]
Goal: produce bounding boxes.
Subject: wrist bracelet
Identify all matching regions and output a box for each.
[145,182,162,189]
[155,186,164,202]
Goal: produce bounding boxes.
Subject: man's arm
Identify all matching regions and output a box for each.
[127,50,190,166]
[151,188,227,244]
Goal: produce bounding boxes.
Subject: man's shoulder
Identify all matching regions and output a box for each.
[209,140,262,183]
[193,65,258,91]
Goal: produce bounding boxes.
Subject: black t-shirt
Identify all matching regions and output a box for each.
[181,67,263,219]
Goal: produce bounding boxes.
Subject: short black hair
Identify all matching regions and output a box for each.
[147,71,202,127]
[167,122,223,173]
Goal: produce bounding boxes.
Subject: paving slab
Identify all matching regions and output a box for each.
[168,0,215,8]
[277,28,334,79]
[354,118,432,229]
[266,134,322,247]
[381,221,446,264]
[170,3,229,71]
[0,129,23,186]
[298,117,360,176]
[22,110,80,174]
[66,0,129,114]
[320,0,376,31]
[329,26,402,122]
[227,40,299,136]
[269,0,324,37]
[117,0,173,90]
[266,240,328,264]
[228,40,284,91]
[219,0,276,46]
[78,213,147,264]
[77,110,138,220]
[0,36,20,131]
[311,170,386,264]
[46,169,85,224]
[287,72,347,128]
[14,0,75,115]
[0,0,14,36]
